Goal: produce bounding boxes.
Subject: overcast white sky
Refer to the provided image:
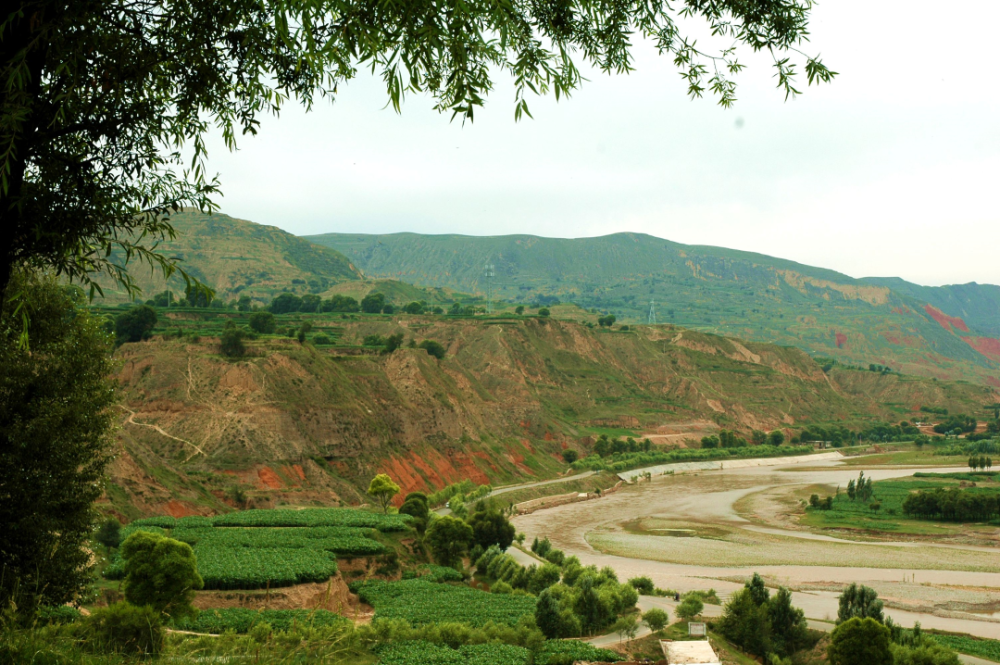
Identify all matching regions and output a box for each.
[202,0,1000,288]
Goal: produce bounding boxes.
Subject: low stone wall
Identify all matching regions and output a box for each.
[514,481,623,515]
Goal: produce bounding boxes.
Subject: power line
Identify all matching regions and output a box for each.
[484,263,495,313]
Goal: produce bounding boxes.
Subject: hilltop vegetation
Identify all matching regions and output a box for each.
[308,230,1000,385]
[92,211,363,305]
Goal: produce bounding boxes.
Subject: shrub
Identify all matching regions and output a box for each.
[627,576,654,595]
[95,517,122,550]
[537,308,550,317]
[121,531,203,618]
[84,602,164,656]
[642,608,668,632]
[676,596,703,620]
[220,322,248,358]
[425,516,473,567]
[37,605,83,625]
[115,305,157,343]
[419,339,447,359]
[468,509,516,552]
[174,608,350,634]
[561,450,578,464]
[248,311,276,334]
[313,333,332,344]
[828,617,892,665]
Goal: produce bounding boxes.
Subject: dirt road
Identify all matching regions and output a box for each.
[513,460,1000,640]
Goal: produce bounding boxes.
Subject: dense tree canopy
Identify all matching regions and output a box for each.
[2,0,835,312]
[0,273,116,615]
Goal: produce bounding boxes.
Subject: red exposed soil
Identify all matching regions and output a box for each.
[924,305,970,332]
[283,464,307,482]
[834,332,847,348]
[163,500,200,518]
[381,448,493,501]
[882,334,900,345]
[257,466,284,490]
[987,377,1000,388]
[892,306,911,315]
[965,336,1000,362]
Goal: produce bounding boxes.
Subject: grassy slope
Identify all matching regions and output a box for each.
[103,310,996,518]
[306,231,1000,385]
[95,211,363,304]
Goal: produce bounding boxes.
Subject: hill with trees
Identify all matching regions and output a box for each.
[306,231,1000,386]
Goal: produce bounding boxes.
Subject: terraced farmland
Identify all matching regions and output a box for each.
[108,508,401,589]
[174,608,351,633]
[352,579,537,627]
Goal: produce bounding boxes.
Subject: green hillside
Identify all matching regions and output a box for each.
[96,211,363,304]
[306,231,1000,385]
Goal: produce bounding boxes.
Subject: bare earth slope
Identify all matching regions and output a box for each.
[105,316,996,519]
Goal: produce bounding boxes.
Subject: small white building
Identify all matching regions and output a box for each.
[660,640,721,665]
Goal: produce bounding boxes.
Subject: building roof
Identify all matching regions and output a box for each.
[661,640,721,665]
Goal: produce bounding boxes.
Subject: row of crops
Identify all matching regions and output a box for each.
[375,641,531,665]
[174,608,351,633]
[930,634,1000,662]
[352,579,537,628]
[170,526,385,555]
[131,508,412,531]
[107,508,405,589]
[373,639,622,665]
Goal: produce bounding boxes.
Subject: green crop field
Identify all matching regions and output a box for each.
[374,642,532,665]
[209,508,411,531]
[353,579,536,627]
[533,640,622,664]
[193,546,338,589]
[931,634,1000,662]
[170,526,385,556]
[108,508,400,589]
[174,608,351,634]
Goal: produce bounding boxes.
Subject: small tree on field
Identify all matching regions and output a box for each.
[613,613,638,642]
[837,583,884,624]
[95,517,122,551]
[467,509,516,551]
[643,608,669,633]
[419,339,446,359]
[768,430,785,446]
[828,618,892,665]
[676,596,704,621]
[121,531,203,619]
[220,321,247,357]
[248,312,276,334]
[367,474,400,514]
[424,515,473,568]
[115,305,158,344]
[562,449,579,464]
[628,576,654,595]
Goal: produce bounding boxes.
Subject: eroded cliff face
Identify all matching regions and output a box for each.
[104,318,996,519]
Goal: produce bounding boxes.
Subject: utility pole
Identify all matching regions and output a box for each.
[484,263,495,314]
[648,300,656,325]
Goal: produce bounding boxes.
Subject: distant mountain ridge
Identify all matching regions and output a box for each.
[306,230,1000,385]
